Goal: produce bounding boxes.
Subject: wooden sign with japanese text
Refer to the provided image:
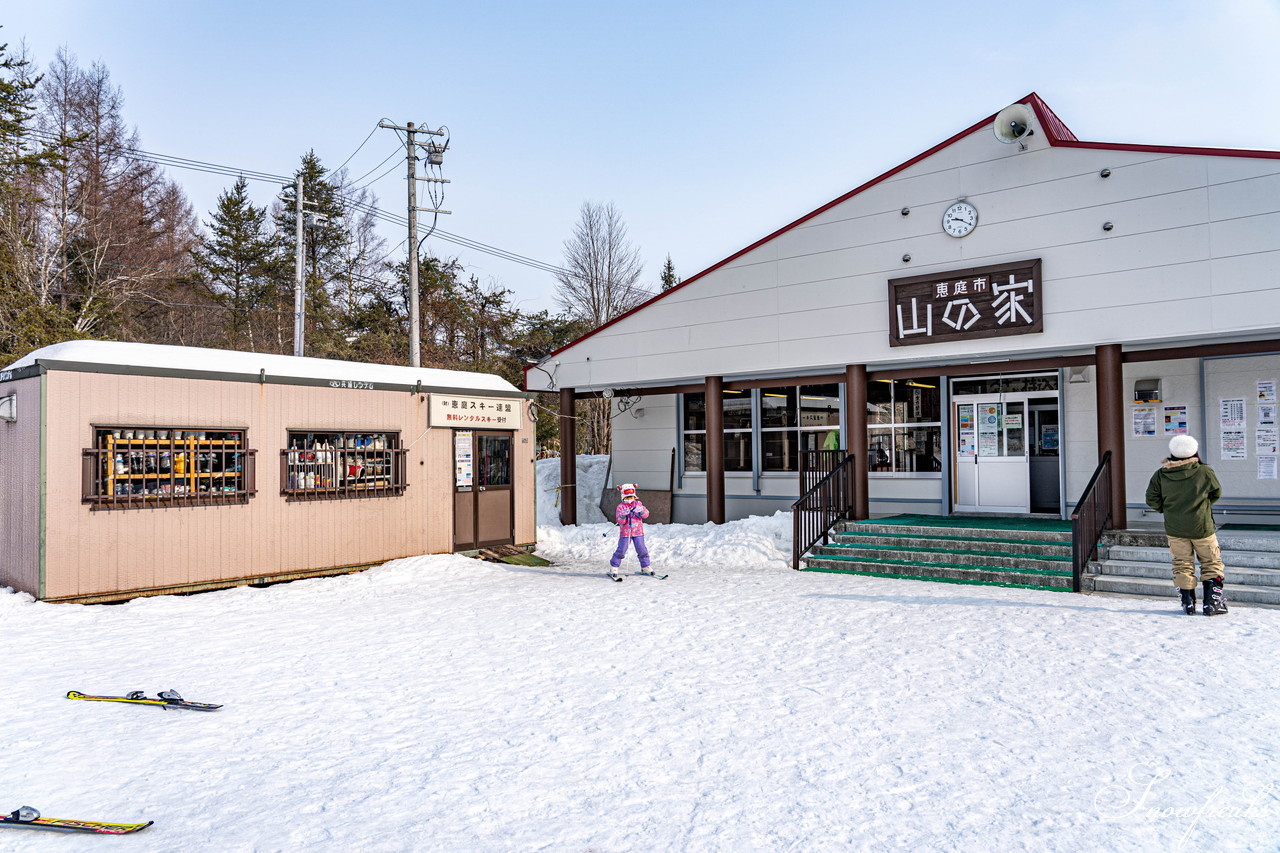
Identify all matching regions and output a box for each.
[430,395,524,429]
[888,259,1043,347]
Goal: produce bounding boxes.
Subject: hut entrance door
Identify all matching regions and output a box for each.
[454,430,515,551]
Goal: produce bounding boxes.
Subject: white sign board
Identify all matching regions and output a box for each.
[430,395,523,430]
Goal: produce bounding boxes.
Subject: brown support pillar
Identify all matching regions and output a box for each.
[559,387,577,525]
[705,376,725,524]
[1095,344,1127,529]
[845,364,869,521]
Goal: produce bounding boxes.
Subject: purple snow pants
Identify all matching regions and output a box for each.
[610,535,650,569]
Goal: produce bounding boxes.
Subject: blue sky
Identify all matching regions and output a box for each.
[7,1,1280,315]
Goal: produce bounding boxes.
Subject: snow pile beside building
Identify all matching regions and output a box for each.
[535,454,610,526]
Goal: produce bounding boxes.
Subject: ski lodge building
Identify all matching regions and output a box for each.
[527,94,1280,534]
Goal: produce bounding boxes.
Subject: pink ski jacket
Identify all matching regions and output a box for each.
[615,500,649,538]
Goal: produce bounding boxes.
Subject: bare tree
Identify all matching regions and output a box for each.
[552,201,650,455]
[554,201,648,328]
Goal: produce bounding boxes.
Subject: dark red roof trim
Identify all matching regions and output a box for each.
[525,92,1280,389]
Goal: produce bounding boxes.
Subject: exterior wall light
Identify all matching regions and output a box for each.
[901,207,910,216]
[1100,168,1111,178]
[1102,221,1114,231]
[902,254,912,263]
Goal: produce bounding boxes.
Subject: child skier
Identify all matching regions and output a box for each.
[608,483,661,581]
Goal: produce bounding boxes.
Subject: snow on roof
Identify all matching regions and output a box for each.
[4,340,521,394]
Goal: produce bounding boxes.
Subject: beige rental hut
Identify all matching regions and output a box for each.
[0,341,536,603]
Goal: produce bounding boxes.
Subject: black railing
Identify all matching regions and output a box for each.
[1070,450,1113,593]
[791,453,857,571]
[799,449,844,497]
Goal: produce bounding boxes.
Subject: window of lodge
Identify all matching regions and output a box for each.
[282,431,407,500]
[681,384,841,474]
[83,428,256,508]
[867,379,942,475]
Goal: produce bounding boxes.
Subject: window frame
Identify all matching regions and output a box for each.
[82,426,256,510]
[281,430,408,501]
[867,378,943,478]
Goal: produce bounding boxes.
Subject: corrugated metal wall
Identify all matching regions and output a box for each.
[39,371,534,600]
[0,375,42,595]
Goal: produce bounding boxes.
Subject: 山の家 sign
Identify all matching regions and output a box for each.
[888,259,1043,347]
[430,395,524,429]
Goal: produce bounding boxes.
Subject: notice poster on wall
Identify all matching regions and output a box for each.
[1041,424,1059,451]
[1259,379,1278,405]
[1259,456,1278,480]
[1258,428,1279,456]
[1260,405,1277,427]
[1131,407,1157,438]
[1162,404,1189,435]
[1221,429,1247,460]
[455,430,474,487]
[1220,398,1246,428]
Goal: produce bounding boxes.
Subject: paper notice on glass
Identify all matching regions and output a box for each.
[1132,407,1157,438]
[1221,429,1247,460]
[1220,398,1246,428]
[1260,404,1277,427]
[455,430,474,487]
[1259,379,1278,405]
[1162,404,1189,435]
[1258,428,1279,456]
[1259,456,1278,480]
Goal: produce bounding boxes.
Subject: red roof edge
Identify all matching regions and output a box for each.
[524,93,1280,389]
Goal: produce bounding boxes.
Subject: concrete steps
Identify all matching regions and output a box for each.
[1089,529,1280,606]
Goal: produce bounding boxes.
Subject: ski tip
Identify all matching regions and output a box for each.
[65,691,83,699]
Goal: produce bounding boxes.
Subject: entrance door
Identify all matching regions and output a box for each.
[454,430,514,550]
[953,394,1030,513]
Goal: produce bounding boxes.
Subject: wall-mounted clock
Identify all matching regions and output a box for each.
[942,201,978,238]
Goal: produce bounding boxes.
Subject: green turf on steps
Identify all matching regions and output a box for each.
[802,564,1073,591]
[822,542,1072,562]
[835,530,1070,548]
[806,553,1072,577]
[857,513,1072,532]
[1218,523,1280,532]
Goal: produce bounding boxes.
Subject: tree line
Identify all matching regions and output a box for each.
[0,36,679,452]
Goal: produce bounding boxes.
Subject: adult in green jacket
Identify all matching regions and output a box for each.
[1145,435,1226,616]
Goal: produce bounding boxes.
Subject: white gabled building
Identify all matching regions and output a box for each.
[526,94,1280,532]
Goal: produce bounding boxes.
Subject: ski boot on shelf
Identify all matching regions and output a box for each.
[1203,578,1228,616]
[1178,587,1197,616]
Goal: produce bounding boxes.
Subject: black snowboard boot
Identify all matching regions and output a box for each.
[1203,578,1228,616]
[1178,587,1197,615]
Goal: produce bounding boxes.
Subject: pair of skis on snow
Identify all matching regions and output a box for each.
[0,691,224,835]
[2,806,151,835]
[609,569,668,582]
[66,689,221,712]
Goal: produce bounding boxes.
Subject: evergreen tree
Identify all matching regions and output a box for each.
[193,176,284,351]
[660,254,680,291]
[274,151,349,358]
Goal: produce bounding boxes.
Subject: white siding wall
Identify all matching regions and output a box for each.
[549,132,1279,393]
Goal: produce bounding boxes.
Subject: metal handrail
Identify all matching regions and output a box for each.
[791,453,857,571]
[1069,450,1113,593]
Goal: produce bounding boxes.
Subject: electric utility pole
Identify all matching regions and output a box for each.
[278,179,325,358]
[379,119,450,368]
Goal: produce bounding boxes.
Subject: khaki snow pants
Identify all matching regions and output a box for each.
[1168,534,1225,589]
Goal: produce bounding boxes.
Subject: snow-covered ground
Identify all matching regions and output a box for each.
[2,456,1279,851]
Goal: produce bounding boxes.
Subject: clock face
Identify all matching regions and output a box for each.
[943,201,978,237]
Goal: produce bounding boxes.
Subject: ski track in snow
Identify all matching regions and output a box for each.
[2,460,1279,851]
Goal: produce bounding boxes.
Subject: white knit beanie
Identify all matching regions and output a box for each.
[1169,435,1198,459]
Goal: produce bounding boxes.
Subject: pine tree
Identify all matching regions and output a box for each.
[660,254,680,291]
[193,176,283,351]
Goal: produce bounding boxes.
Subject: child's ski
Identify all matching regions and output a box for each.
[608,572,624,582]
[635,570,669,580]
[2,807,152,835]
[67,689,222,711]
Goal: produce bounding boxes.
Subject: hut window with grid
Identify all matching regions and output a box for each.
[282,431,408,500]
[83,428,256,509]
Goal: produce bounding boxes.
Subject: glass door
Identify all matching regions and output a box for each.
[953,394,1031,513]
[454,430,515,550]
